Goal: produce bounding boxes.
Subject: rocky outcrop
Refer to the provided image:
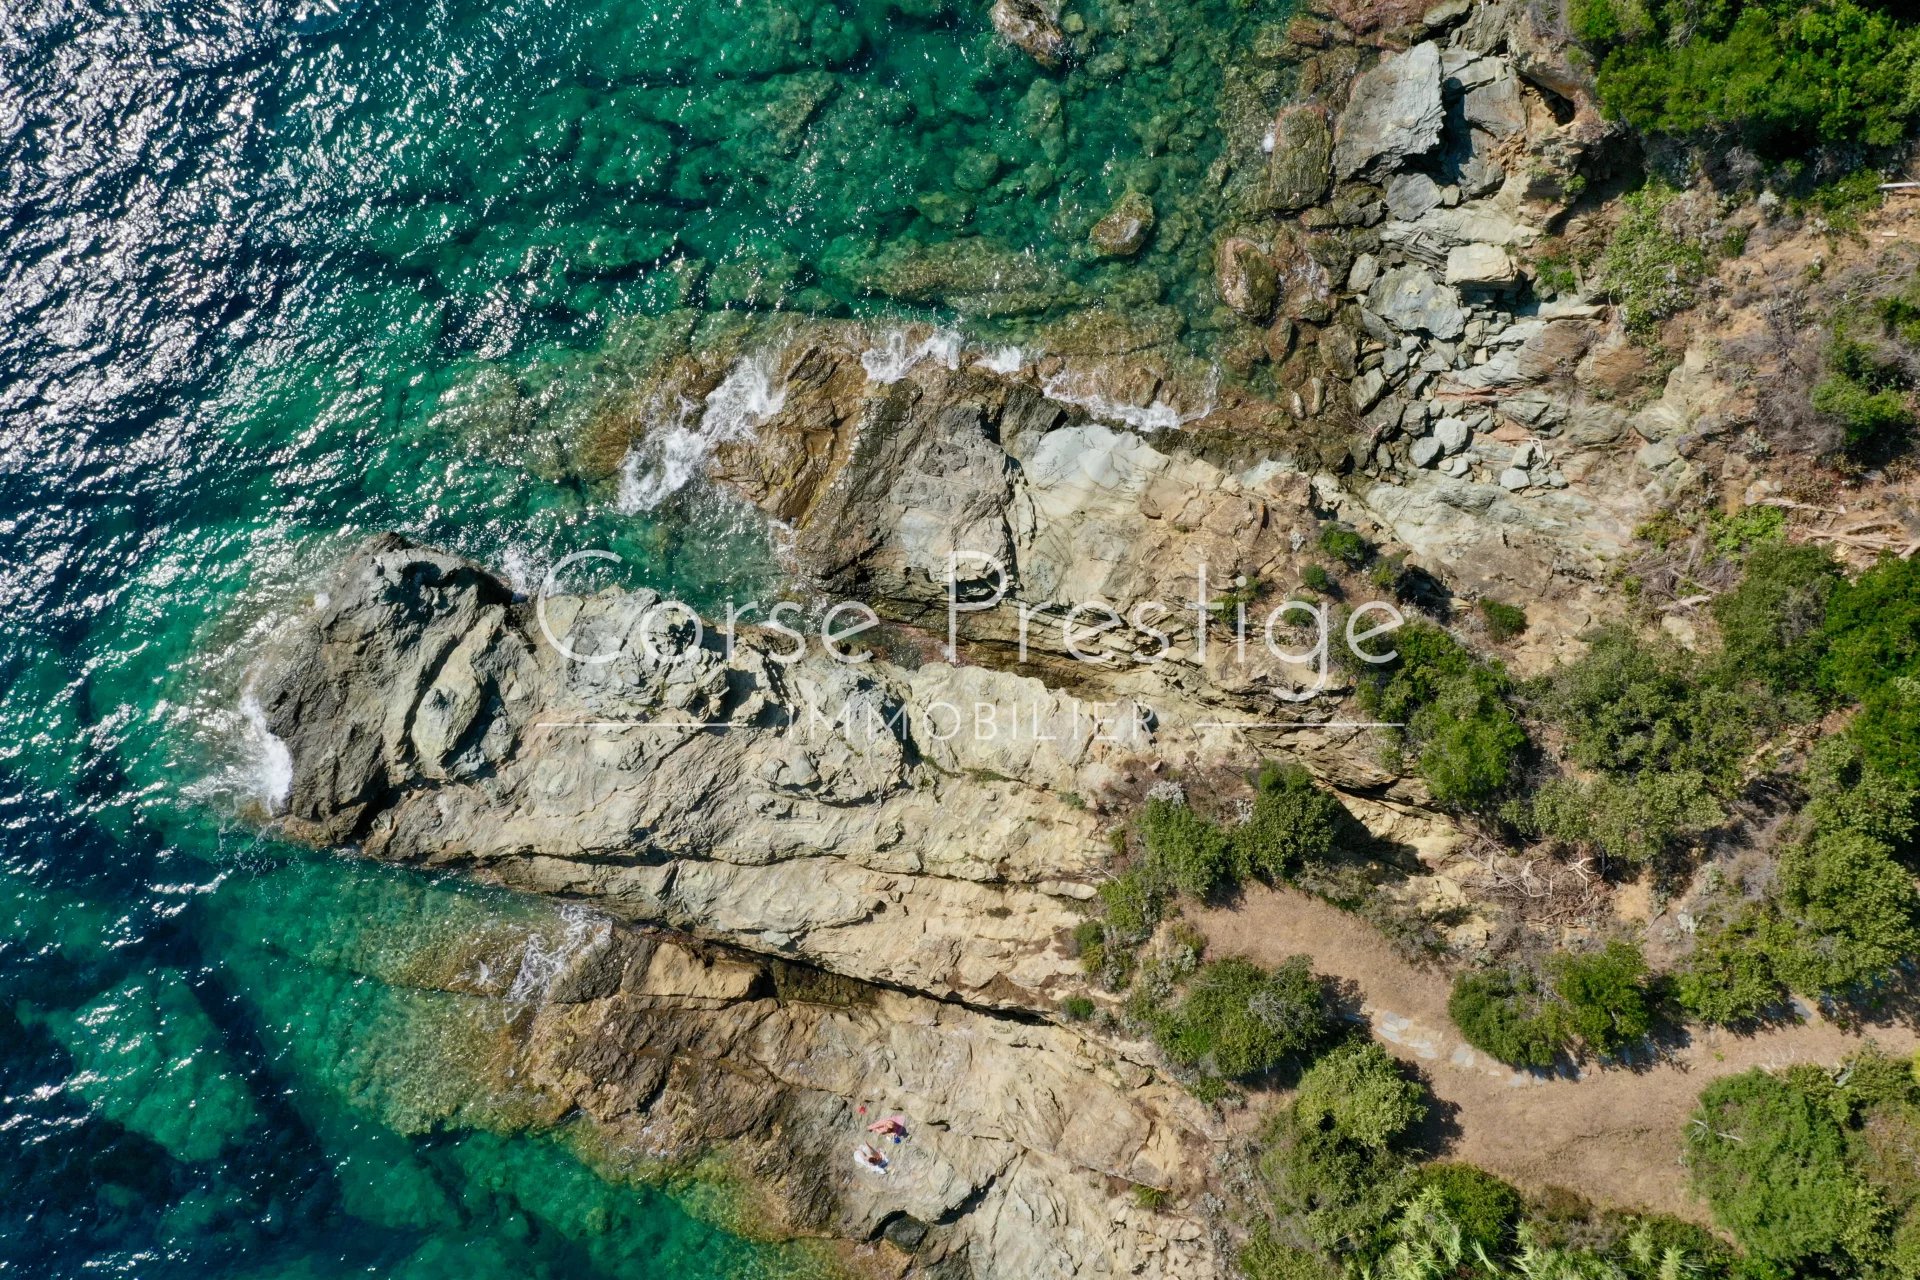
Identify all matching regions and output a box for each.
[253,534,1246,1276]
[1332,41,1444,180]
[344,906,1223,1278]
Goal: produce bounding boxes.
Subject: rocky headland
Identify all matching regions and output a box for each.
[247,0,1920,1274]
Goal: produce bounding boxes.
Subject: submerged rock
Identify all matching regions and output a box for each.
[991,0,1068,67]
[1263,103,1333,212]
[1088,190,1155,257]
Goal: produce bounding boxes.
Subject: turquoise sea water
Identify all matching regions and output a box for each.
[0,0,1281,1272]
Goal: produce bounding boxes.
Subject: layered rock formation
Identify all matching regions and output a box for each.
[255,533,1241,1276]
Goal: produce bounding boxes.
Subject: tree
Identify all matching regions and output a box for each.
[1688,1067,1878,1269]
[1292,1041,1428,1150]
[1550,939,1653,1056]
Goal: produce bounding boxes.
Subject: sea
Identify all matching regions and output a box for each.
[0,0,1274,1272]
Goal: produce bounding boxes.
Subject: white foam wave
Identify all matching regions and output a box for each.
[973,345,1023,375]
[617,355,787,513]
[1039,364,1220,433]
[239,691,292,814]
[507,904,609,1007]
[860,328,962,384]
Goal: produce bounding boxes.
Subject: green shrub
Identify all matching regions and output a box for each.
[1804,735,1917,851]
[1594,182,1709,333]
[1291,1041,1428,1150]
[1813,374,1914,454]
[1409,1164,1523,1256]
[1704,502,1786,558]
[1359,623,1527,811]
[1234,763,1344,883]
[1478,599,1528,643]
[1774,828,1920,999]
[1673,907,1793,1026]
[1236,1224,1338,1280]
[1525,769,1724,865]
[1137,797,1234,900]
[1549,939,1653,1055]
[1318,524,1371,569]
[1824,553,1920,704]
[1688,1067,1877,1269]
[1447,969,1568,1068]
[1096,865,1166,944]
[1149,956,1330,1080]
[1710,540,1840,692]
[1301,563,1335,594]
[1581,0,1920,154]
[1537,625,1758,788]
[1822,554,1920,789]
[1060,994,1096,1021]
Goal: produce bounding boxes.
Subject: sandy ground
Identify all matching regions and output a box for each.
[1191,884,1920,1221]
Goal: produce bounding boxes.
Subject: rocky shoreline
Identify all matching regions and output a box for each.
[243,0,1920,1273]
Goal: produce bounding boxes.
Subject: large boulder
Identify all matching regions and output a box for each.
[1333,41,1444,180]
[1368,263,1467,340]
[1216,237,1278,319]
[1264,104,1333,212]
[990,0,1067,67]
[1445,243,1517,286]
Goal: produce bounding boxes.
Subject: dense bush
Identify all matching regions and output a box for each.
[1447,969,1568,1068]
[1824,554,1920,789]
[1525,769,1723,866]
[1234,762,1345,883]
[1137,795,1234,900]
[1573,0,1920,153]
[1549,940,1654,1056]
[1536,625,1757,788]
[1687,1055,1920,1273]
[1359,623,1527,811]
[1148,956,1330,1080]
[1593,183,1709,333]
[1774,827,1920,998]
[1291,1041,1428,1151]
[1803,735,1917,852]
[1709,540,1841,693]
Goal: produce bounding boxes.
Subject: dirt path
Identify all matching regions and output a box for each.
[1191,885,1920,1220]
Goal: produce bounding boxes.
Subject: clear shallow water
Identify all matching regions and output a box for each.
[0,0,1279,1272]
